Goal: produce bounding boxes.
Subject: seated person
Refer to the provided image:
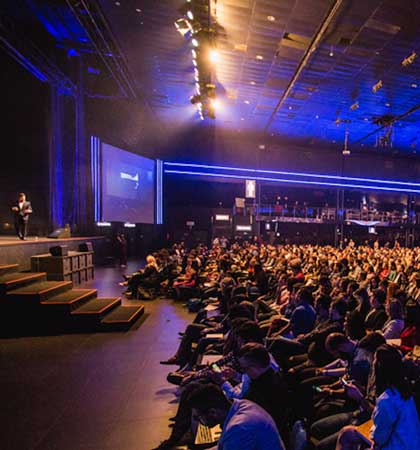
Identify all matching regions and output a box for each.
[335,344,420,450]
[188,383,286,450]
[121,255,159,296]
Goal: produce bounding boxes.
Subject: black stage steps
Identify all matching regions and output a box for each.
[101,304,145,331]
[41,289,98,312]
[0,264,19,275]
[0,263,145,335]
[0,272,47,295]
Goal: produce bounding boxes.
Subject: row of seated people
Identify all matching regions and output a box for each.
[152,240,420,450]
[119,244,207,299]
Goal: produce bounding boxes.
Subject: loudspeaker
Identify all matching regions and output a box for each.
[79,242,93,252]
[48,228,71,239]
[50,245,68,257]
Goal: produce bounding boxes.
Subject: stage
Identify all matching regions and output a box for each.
[0,236,107,270]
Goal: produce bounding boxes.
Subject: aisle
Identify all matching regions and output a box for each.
[0,261,191,450]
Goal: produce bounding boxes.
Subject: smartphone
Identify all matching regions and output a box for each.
[341,378,350,387]
[212,364,222,373]
[312,386,324,393]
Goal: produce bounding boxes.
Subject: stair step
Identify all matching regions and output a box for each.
[101,304,145,330]
[6,281,73,302]
[41,289,98,311]
[71,297,121,317]
[0,264,19,275]
[0,272,47,294]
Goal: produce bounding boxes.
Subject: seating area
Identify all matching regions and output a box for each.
[146,240,420,450]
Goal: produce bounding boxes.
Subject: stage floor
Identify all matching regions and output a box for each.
[0,235,106,270]
[0,235,102,247]
[0,261,192,450]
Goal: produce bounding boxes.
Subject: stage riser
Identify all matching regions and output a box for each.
[0,237,106,270]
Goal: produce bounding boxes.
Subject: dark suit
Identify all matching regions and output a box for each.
[13,200,32,238]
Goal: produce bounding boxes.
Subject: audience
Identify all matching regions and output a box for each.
[125,239,420,450]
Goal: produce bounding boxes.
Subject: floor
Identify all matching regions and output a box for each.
[0,260,191,450]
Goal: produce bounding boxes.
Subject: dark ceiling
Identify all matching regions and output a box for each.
[4,0,420,155]
[95,0,420,154]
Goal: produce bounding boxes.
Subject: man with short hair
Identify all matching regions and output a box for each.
[188,384,285,450]
[11,192,32,240]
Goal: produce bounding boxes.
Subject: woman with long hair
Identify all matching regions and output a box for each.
[336,344,420,450]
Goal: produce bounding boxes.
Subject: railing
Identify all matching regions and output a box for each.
[256,204,415,224]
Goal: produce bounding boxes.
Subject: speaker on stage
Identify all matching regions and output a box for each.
[48,228,71,239]
[50,245,68,257]
[79,242,93,252]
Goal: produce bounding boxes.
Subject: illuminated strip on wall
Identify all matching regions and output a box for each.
[164,162,420,190]
[90,136,101,222]
[156,159,163,224]
[165,169,420,194]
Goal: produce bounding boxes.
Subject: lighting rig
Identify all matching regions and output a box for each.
[175,0,219,120]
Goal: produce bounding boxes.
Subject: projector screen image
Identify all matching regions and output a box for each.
[102,143,155,224]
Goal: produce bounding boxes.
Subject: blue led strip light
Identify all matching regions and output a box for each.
[90,136,101,222]
[156,160,163,224]
[165,170,420,194]
[164,162,420,188]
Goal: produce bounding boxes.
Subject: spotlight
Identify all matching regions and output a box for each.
[209,49,219,64]
[210,98,218,109]
[402,52,417,66]
[187,10,194,20]
[192,49,197,58]
[372,80,383,93]
[192,38,199,47]
[190,94,202,104]
[174,18,192,36]
[256,54,264,60]
[193,59,197,67]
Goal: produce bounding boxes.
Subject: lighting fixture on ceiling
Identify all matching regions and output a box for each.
[267,15,276,22]
[385,102,391,107]
[187,10,194,20]
[250,81,256,85]
[136,8,141,13]
[244,100,250,104]
[192,38,199,47]
[411,83,418,88]
[372,80,383,93]
[349,101,359,111]
[256,55,264,60]
[115,1,120,5]
[209,49,219,64]
[342,130,350,155]
[315,115,319,119]
[329,45,334,57]
[193,59,197,67]
[174,18,192,37]
[192,49,197,58]
[402,51,417,66]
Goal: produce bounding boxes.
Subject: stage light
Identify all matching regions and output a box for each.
[194,73,199,81]
[193,59,197,67]
[124,222,136,228]
[244,100,250,104]
[412,83,418,88]
[250,81,256,85]
[190,94,201,104]
[192,49,197,58]
[210,98,219,111]
[402,51,417,66]
[96,221,111,227]
[192,38,199,47]
[195,81,200,91]
[209,49,219,63]
[187,10,194,20]
[267,15,276,22]
[372,80,383,93]
[256,54,264,60]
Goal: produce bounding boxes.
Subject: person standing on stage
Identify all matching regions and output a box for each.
[11,192,32,240]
